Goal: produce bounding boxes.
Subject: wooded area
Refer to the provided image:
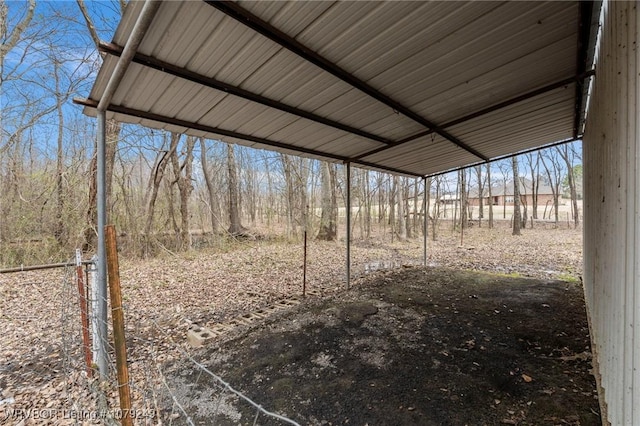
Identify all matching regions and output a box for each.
[0,1,584,268]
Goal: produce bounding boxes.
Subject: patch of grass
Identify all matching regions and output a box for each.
[557,273,580,283]
[495,271,523,278]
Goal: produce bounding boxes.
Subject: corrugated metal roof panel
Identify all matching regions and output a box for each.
[361,135,479,175]
[449,85,576,158]
[83,0,589,178]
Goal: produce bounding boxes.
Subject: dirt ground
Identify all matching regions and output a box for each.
[0,224,598,425]
[161,266,600,426]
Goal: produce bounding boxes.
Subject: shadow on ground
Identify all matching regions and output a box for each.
[162,267,600,426]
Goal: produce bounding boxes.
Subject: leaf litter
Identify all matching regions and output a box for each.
[0,225,597,425]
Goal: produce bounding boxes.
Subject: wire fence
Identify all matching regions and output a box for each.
[0,249,301,426]
[0,218,432,426]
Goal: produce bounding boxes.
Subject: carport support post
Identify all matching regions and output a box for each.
[423,176,428,267]
[92,0,161,380]
[96,110,108,378]
[346,162,351,290]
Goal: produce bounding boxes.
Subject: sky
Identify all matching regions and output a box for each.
[1,1,120,155]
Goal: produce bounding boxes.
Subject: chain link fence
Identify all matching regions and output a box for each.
[0,250,300,425]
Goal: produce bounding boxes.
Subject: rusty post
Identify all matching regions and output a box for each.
[76,249,93,377]
[105,225,133,426]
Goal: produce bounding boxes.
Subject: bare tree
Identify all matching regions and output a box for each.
[475,165,484,227]
[519,175,529,228]
[459,168,468,244]
[396,176,407,241]
[364,170,372,238]
[144,133,178,254]
[512,156,522,236]
[524,151,541,220]
[497,159,511,219]
[170,135,195,250]
[199,138,222,234]
[430,175,442,240]
[317,161,338,241]
[540,149,563,226]
[403,177,411,239]
[227,144,244,235]
[486,162,494,229]
[0,0,36,67]
[556,144,580,227]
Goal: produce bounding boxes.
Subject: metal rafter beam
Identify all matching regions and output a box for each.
[351,71,595,162]
[99,42,393,147]
[204,0,488,162]
[73,98,424,178]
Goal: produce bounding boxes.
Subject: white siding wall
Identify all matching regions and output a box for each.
[583,1,639,425]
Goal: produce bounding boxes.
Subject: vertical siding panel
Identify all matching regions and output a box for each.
[631,4,639,425]
[614,5,625,421]
[583,1,639,425]
[624,3,638,424]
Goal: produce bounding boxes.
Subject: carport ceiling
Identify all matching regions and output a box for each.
[79,0,599,177]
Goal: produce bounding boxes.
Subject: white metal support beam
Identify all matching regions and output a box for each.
[346,162,351,290]
[95,111,108,377]
[423,177,428,267]
[93,0,161,378]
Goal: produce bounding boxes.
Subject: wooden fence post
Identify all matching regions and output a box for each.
[105,225,133,426]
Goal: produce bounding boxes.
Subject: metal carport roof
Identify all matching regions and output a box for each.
[77,0,599,177]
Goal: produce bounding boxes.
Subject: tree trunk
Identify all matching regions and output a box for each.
[431,177,440,241]
[83,120,120,252]
[404,178,412,239]
[317,162,337,240]
[541,151,561,227]
[171,135,195,250]
[475,165,483,227]
[279,154,297,237]
[424,177,432,240]
[0,0,35,66]
[54,60,66,246]
[376,172,385,226]
[298,158,309,237]
[199,138,221,234]
[143,133,177,254]
[365,170,371,238]
[512,157,522,235]
[557,145,580,227]
[227,144,243,235]
[519,177,528,229]
[395,176,407,241]
[412,177,419,236]
[487,163,494,229]
[532,152,541,220]
[459,169,467,244]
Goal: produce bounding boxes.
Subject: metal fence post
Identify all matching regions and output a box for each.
[88,255,101,372]
[76,249,93,377]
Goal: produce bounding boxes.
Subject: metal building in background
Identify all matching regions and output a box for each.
[77,1,639,424]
